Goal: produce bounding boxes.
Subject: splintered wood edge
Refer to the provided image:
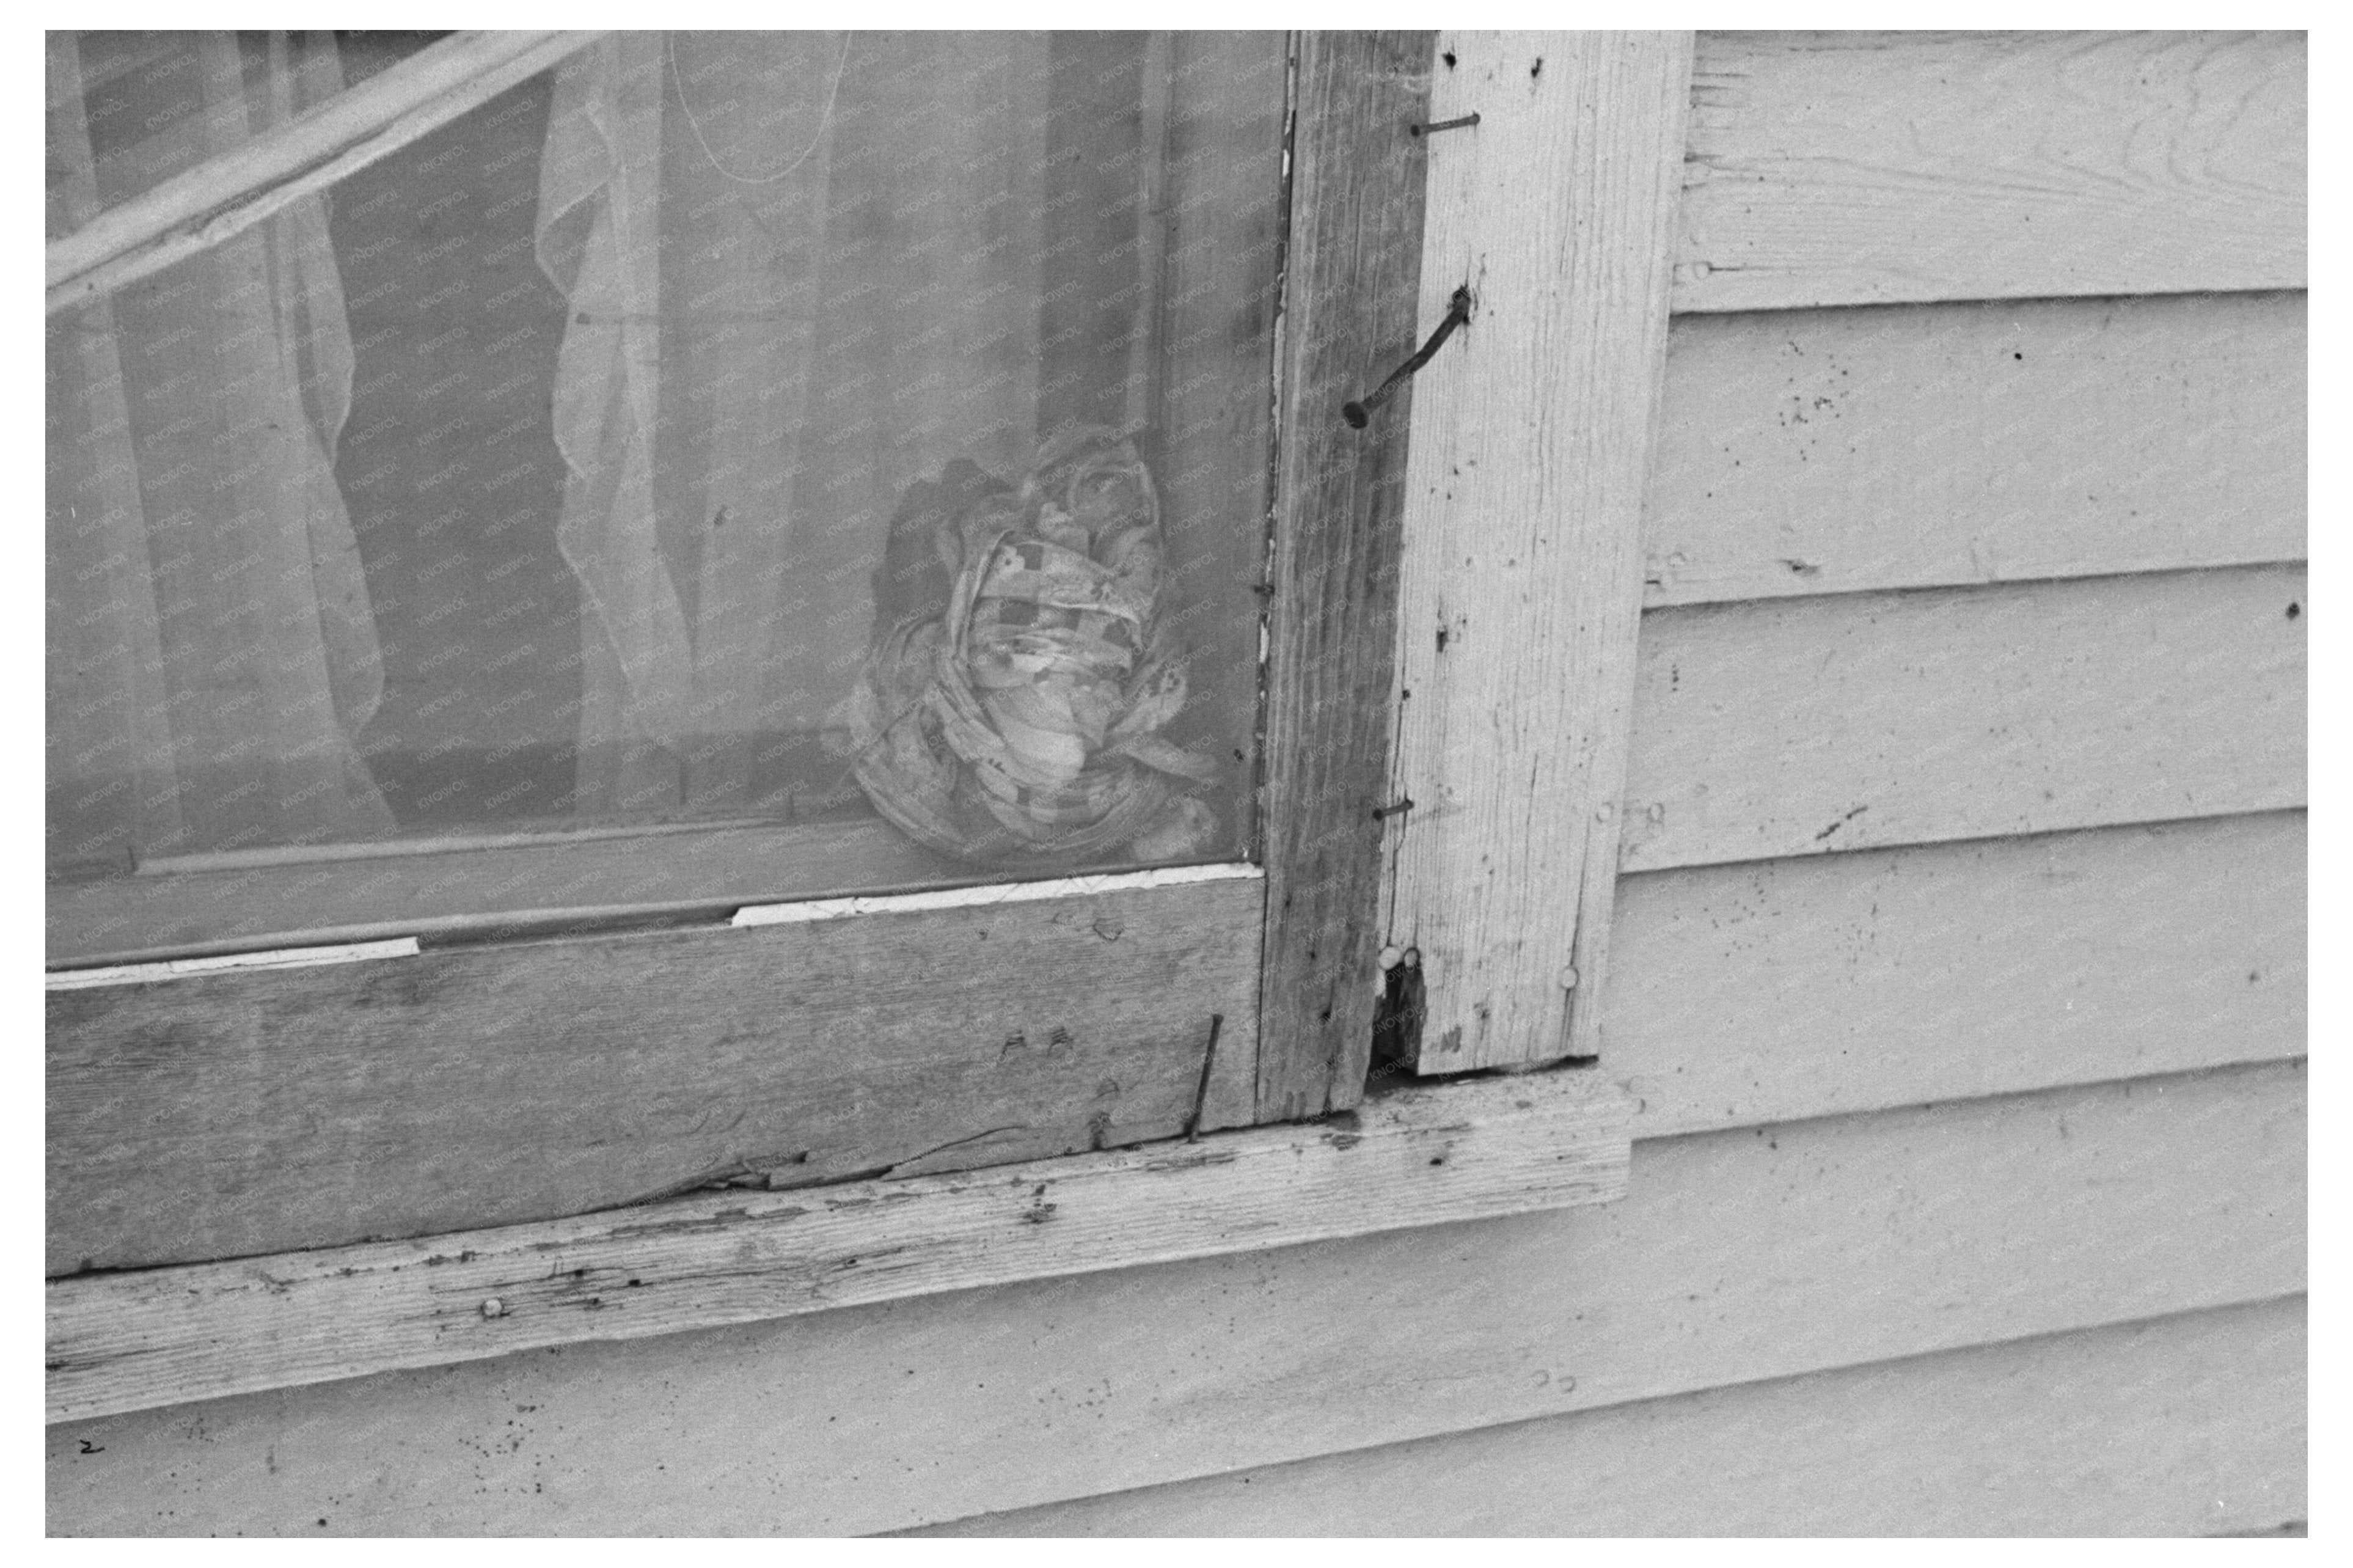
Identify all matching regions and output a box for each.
[1254,31,1436,1122]
[1392,31,1692,1072]
[47,1071,1631,1424]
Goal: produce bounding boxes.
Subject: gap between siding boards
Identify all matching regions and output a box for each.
[43,863,1268,988]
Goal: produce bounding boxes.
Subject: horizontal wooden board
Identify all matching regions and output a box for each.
[1606,811,2307,1137]
[1617,565,2307,873]
[48,816,988,970]
[1645,293,2307,607]
[42,1062,2306,1535]
[47,875,1263,1275]
[913,1295,2307,1536]
[47,1071,1630,1423]
[1675,31,2306,312]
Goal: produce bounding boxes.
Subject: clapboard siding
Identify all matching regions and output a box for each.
[1616,565,2305,873]
[1675,32,2306,312]
[1605,811,2305,1137]
[913,1294,2307,1536]
[45,1062,2304,1535]
[1645,292,2306,607]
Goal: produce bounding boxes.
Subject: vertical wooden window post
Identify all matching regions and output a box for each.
[1256,32,1435,1119]
[1386,31,1695,1071]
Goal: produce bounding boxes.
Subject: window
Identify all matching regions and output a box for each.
[47,31,1435,1276]
[50,31,1289,962]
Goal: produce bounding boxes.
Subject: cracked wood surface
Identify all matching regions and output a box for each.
[1386,31,1694,1073]
[46,876,1262,1275]
[1254,31,1435,1121]
[1674,31,2305,312]
[45,1061,2302,1533]
[46,1069,1630,1424]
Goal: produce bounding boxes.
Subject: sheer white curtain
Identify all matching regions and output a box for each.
[48,30,1175,864]
[46,32,390,871]
[533,33,687,818]
[535,32,1052,819]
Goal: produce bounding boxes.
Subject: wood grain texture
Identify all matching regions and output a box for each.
[1255,31,1434,1121]
[42,1063,2305,1534]
[1606,811,2307,1137]
[47,1071,1629,1423]
[1388,31,1693,1073]
[47,817,972,969]
[913,1295,2307,1537]
[1617,564,2307,873]
[1674,31,2307,312]
[48,876,1262,1275]
[1645,292,2308,607]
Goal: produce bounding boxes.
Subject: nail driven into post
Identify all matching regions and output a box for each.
[1409,112,1481,137]
[1344,285,1473,428]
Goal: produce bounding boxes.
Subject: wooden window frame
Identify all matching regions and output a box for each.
[48,29,1684,1423]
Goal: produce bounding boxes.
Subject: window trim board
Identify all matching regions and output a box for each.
[1383,31,1695,1073]
[1254,30,1438,1121]
[46,1066,1632,1424]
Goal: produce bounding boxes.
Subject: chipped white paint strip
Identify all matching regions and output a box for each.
[46,937,420,991]
[733,862,1264,927]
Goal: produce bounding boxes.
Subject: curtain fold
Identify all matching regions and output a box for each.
[536,31,1053,821]
[535,32,690,816]
[657,31,844,815]
[46,31,390,870]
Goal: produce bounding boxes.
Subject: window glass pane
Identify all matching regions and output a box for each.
[47,31,1284,951]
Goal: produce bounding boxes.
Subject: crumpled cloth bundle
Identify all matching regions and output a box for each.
[843,426,1221,866]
